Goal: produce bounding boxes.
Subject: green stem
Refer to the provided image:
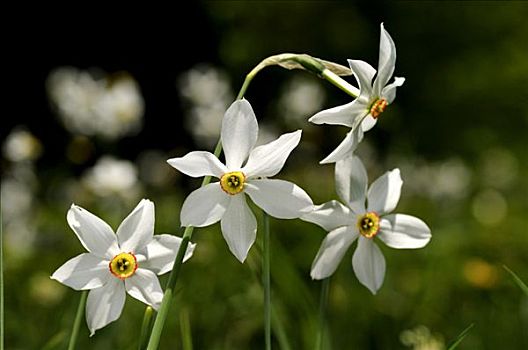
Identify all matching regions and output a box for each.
[179,308,193,350]
[315,278,330,350]
[321,69,359,98]
[262,211,271,350]
[138,306,154,350]
[0,215,3,350]
[68,290,87,350]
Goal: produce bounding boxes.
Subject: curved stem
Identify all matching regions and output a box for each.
[315,278,330,350]
[262,211,271,350]
[321,69,359,98]
[68,290,87,350]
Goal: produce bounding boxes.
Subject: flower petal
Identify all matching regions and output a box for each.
[180,183,229,227]
[301,200,353,232]
[117,199,154,253]
[167,151,227,178]
[347,59,376,98]
[320,127,364,164]
[361,114,378,132]
[372,23,397,96]
[137,234,196,275]
[125,268,164,310]
[221,99,259,169]
[311,226,358,279]
[308,99,368,128]
[51,253,109,290]
[67,204,119,259]
[352,237,386,294]
[245,179,313,219]
[243,130,301,178]
[86,278,125,336]
[381,77,405,104]
[335,155,367,213]
[378,214,431,249]
[220,194,257,262]
[367,168,403,215]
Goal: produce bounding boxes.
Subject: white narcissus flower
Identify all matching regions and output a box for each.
[51,199,195,335]
[302,156,431,294]
[309,23,405,164]
[168,99,313,263]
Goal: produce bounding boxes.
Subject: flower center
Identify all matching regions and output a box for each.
[109,252,138,280]
[369,98,388,119]
[220,171,246,195]
[357,212,380,238]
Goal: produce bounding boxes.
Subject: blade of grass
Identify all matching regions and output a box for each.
[503,265,528,296]
[447,323,474,350]
[67,291,88,350]
[180,308,193,350]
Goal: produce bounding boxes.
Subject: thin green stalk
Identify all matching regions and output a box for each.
[262,211,271,350]
[321,69,359,98]
[179,308,193,350]
[315,278,330,350]
[503,265,528,296]
[446,323,474,350]
[138,306,154,350]
[68,290,87,350]
[0,215,3,350]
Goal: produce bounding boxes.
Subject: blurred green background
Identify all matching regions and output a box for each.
[3,1,528,349]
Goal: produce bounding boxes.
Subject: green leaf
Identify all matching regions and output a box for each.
[447,323,474,350]
[503,265,528,296]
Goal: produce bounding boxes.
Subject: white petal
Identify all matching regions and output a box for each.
[361,114,378,132]
[367,168,403,215]
[245,179,313,219]
[320,127,364,164]
[352,237,386,294]
[180,183,229,227]
[311,226,358,279]
[347,59,376,98]
[308,100,368,128]
[137,234,196,275]
[301,200,353,232]
[335,155,367,213]
[51,253,109,290]
[378,214,431,249]
[381,77,405,104]
[373,23,397,96]
[67,205,119,259]
[221,99,258,169]
[220,195,257,262]
[243,130,301,178]
[117,199,154,253]
[125,268,164,310]
[167,151,227,178]
[86,278,125,336]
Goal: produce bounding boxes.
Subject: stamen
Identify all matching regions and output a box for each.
[220,171,246,195]
[357,212,380,238]
[109,252,138,280]
[370,99,388,119]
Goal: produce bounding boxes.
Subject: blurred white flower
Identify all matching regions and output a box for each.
[2,127,42,162]
[178,65,234,147]
[279,76,325,127]
[47,67,144,139]
[400,325,445,350]
[397,157,472,200]
[82,156,140,198]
